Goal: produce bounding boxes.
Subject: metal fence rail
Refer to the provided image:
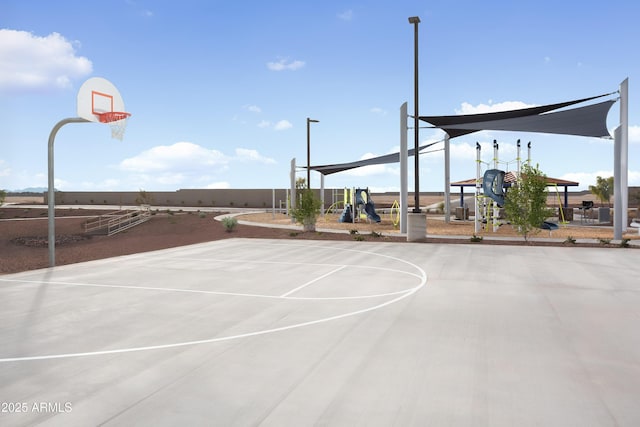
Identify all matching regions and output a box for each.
[84,208,151,236]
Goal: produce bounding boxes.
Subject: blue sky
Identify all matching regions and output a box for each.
[2,0,639,193]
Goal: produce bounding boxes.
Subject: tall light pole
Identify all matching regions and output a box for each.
[408,16,421,212]
[306,117,319,188]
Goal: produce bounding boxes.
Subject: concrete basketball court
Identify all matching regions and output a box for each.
[1,238,639,426]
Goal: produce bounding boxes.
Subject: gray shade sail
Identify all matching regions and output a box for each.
[309,141,440,175]
[420,93,617,139]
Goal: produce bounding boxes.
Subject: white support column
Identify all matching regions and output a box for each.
[400,102,408,234]
[620,78,629,232]
[444,134,451,223]
[493,140,499,232]
[290,157,296,223]
[475,142,481,234]
[614,126,623,240]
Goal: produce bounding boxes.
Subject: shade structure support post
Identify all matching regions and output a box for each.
[493,140,499,232]
[400,102,408,233]
[475,142,481,234]
[620,78,629,232]
[290,158,296,223]
[444,134,451,223]
[614,126,623,240]
[320,173,325,217]
[47,117,89,268]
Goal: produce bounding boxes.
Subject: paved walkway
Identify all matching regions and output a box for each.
[1,239,639,426]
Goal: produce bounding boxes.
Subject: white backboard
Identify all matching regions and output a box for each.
[77,77,126,123]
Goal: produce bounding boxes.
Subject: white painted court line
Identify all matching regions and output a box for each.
[280,265,347,297]
[0,242,427,362]
[0,277,416,301]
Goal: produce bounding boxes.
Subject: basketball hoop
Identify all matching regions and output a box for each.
[96,111,131,141]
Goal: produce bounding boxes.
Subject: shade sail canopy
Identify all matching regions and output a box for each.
[450,171,579,187]
[420,93,617,139]
[309,140,440,175]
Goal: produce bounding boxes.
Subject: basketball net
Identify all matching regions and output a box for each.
[96,112,131,141]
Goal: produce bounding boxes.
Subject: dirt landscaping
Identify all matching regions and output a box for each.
[1,206,637,275]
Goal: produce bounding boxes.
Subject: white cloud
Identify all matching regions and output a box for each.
[455,100,536,115]
[258,119,292,130]
[0,29,92,92]
[119,142,228,173]
[267,58,305,71]
[370,107,387,115]
[559,170,613,190]
[116,142,276,189]
[274,120,293,131]
[338,10,353,21]
[246,105,262,113]
[235,148,276,164]
[560,170,640,190]
[630,125,640,144]
[205,181,230,189]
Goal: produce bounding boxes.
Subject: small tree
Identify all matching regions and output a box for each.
[588,176,614,207]
[135,189,154,206]
[291,178,322,232]
[504,163,553,242]
[0,189,6,206]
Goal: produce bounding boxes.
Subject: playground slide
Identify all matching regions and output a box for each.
[339,204,353,223]
[364,201,381,222]
[354,188,381,223]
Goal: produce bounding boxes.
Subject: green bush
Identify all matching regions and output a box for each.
[221,216,238,232]
[291,187,322,232]
[504,163,553,242]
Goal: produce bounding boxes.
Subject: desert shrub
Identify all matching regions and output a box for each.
[504,163,552,242]
[221,216,238,232]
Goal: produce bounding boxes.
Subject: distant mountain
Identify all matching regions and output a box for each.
[9,187,50,194]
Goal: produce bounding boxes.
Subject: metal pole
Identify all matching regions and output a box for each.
[48,117,89,267]
[290,157,296,222]
[444,134,450,223]
[516,139,521,175]
[620,78,629,232]
[475,142,481,234]
[408,17,421,212]
[614,126,623,240]
[306,118,319,189]
[400,102,408,233]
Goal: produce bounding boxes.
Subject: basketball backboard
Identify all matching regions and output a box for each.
[77,77,127,123]
[77,77,131,140]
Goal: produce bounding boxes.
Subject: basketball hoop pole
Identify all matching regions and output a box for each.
[48,117,90,267]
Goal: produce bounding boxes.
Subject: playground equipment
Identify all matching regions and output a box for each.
[474,140,561,235]
[482,169,506,207]
[338,188,381,223]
